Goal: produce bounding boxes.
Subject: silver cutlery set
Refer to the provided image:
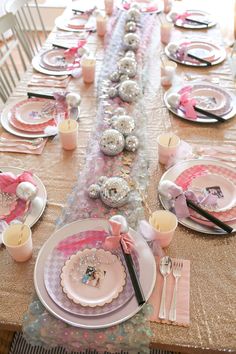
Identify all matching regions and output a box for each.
[159,256,183,322]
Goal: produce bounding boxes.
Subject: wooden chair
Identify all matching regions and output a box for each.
[5,0,48,60]
[0,13,30,103]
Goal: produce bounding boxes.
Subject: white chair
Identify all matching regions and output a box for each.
[5,0,48,60]
[0,13,30,103]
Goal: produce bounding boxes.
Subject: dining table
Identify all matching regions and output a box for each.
[0,0,235,353]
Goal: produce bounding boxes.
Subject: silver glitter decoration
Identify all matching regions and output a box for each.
[125,21,137,32]
[111,115,135,136]
[113,107,127,116]
[125,50,136,59]
[98,176,108,185]
[118,57,137,78]
[108,87,118,98]
[125,135,139,152]
[100,177,130,207]
[123,33,140,51]
[120,74,130,82]
[88,184,100,199]
[126,8,141,22]
[118,80,141,103]
[109,71,120,82]
[100,129,125,156]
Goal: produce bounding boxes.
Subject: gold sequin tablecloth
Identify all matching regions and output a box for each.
[0,5,236,354]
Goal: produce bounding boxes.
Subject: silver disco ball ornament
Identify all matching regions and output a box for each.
[126,8,141,22]
[100,177,130,207]
[111,115,135,136]
[100,129,125,156]
[118,57,137,78]
[88,184,100,199]
[123,33,140,51]
[125,135,139,152]
[125,50,136,59]
[109,71,120,82]
[118,80,141,103]
[125,21,137,32]
[108,87,118,98]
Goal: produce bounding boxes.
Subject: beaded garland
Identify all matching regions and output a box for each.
[23,8,159,354]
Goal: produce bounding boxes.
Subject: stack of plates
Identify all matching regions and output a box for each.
[34,218,156,328]
[55,13,96,32]
[167,10,216,29]
[164,83,236,123]
[165,40,226,66]
[116,0,163,13]
[1,98,59,138]
[159,159,236,234]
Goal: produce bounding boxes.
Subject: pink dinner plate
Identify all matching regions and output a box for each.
[14,98,55,125]
[175,163,236,223]
[61,248,126,307]
[40,49,74,71]
[44,230,137,317]
[67,15,88,29]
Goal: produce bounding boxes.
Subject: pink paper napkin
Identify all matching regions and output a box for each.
[149,257,190,326]
[0,132,47,155]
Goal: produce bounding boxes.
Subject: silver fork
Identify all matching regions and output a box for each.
[169,260,183,322]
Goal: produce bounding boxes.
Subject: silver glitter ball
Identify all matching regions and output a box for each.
[126,8,141,22]
[124,33,140,51]
[113,107,127,116]
[125,21,137,32]
[111,115,135,136]
[108,87,118,98]
[109,215,129,233]
[16,182,37,201]
[109,71,120,82]
[118,80,141,103]
[88,184,100,199]
[120,74,130,82]
[125,135,139,152]
[100,177,130,207]
[125,50,136,59]
[98,176,108,186]
[100,129,125,156]
[118,57,137,78]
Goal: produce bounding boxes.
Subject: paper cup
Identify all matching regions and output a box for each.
[157,133,180,164]
[58,119,78,150]
[149,210,178,248]
[3,223,33,262]
[160,22,174,45]
[81,57,96,84]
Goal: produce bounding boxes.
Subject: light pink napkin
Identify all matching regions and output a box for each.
[149,257,190,326]
[0,132,47,155]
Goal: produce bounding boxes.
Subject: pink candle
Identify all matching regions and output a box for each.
[160,23,173,45]
[58,119,78,150]
[104,0,113,15]
[96,15,107,36]
[81,56,96,84]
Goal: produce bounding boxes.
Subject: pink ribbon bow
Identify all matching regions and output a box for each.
[178,86,197,120]
[123,3,131,10]
[64,40,87,60]
[165,184,218,219]
[104,220,135,254]
[174,11,191,21]
[0,171,35,194]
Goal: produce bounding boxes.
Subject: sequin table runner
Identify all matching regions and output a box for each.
[23,10,160,353]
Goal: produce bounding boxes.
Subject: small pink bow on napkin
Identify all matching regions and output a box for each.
[123,3,131,10]
[178,86,197,120]
[64,40,87,60]
[174,11,191,22]
[104,220,135,254]
[162,182,218,219]
[0,171,35,194]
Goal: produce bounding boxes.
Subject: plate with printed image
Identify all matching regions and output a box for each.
[60,248,126,307]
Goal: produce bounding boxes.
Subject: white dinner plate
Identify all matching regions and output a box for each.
[158,159,236,234]
[34,218,156,329]
[32,55,73,76]
[164,83,236,123]
[167,9,216,29]
[165,40,226,67]
[55,15,96,32]
[0,166,47,227]
[1,98,57,138]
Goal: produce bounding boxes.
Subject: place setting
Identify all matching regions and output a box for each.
[164,83,236,123]
[167,9,216,29]
[55,12,96,33]
[165,40,226,67]
[0,167,47,251]
[116,0,163,13]
[34,216,156,328]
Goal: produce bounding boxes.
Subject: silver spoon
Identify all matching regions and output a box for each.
[159,256,172,320]
[0,137,44,146]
